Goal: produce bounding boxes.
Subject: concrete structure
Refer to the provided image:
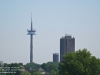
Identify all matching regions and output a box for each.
[0,61,3,68]
[60,34,75,62]
[27,14,36,63]
[53,53,59,62]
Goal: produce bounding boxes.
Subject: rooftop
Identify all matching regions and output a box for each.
[61,34,74,39]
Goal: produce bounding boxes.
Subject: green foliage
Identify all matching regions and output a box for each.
[4,63,9,67]
[24,62,40,73]
[31,70,42,75]
[21,71,30,75]
[41,62,59,75]
[59,48,100,75]
[4,63,21,75]
[0,67,3,75]
[49,70,57,75]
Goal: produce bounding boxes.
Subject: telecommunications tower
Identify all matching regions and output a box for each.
[27,14,36,63]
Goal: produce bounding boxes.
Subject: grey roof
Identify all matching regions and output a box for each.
[39,67,45,72]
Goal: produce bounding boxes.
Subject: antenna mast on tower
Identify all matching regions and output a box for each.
[27,13,36,63]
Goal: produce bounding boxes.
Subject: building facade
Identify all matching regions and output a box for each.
[53,53,59,62]
[60,34,75,62]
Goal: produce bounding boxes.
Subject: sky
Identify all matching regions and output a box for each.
[0,0,100,64]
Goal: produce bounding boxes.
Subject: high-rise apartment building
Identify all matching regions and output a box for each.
[53,53,59,63]
[60,34,75,62]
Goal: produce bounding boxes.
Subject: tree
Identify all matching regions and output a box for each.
[0,67,3,75]
[49,70,57,75]
[21,71,30,75]
[41,62,59,73]
[59,48,100,75]
[5,63,22,75]
[24,62,40,73]
[31,70,42,75]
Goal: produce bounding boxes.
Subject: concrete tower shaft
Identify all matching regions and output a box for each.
[27,15,36,63]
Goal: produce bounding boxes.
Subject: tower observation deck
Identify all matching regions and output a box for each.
[27,15,36,63]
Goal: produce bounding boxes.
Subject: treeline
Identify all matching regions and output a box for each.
[0,62,59,75]
[0,49,100,75]
[0,63,28,75]
[24,62,59,75]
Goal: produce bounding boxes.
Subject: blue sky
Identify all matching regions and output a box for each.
[0,0,100,64]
